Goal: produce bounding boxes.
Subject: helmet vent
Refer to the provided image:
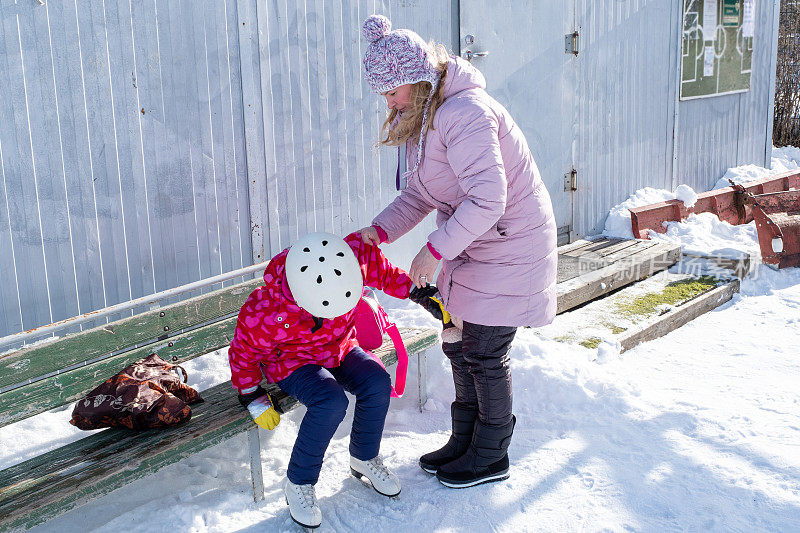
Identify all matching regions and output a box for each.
[322,300,329,306]
[300,266,308,272]
[319,256,325,262]
[334,269,341,276]
[322,240,328,246]
[303,247,310,252]
[316,275,323,284]
[336,252,345,257]
[345,291,351,297]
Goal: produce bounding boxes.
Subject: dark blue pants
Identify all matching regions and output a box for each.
[277,347,392,485]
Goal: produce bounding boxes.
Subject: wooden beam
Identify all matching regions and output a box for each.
[556,242,682,314]
[618,280,740,352]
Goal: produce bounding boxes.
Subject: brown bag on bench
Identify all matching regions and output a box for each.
[70,353,204,430]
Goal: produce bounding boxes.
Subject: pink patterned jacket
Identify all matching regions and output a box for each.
[228,233,413,389]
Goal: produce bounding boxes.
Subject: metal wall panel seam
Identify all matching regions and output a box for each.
[670,0,681,190]
[168,0,203,282]
[202,6,225,280]
[16,10,54,327]
[127,0,157,296]
[25,4,78,324]
[156,0,187,290]
[84,0,126,309]
[225,0,252,274]
[236,0,268,264]
[0,133,24,334]
[101,0,133,305]
[765,0,780,165]
[256,0,282,256]
[316,0,337,235]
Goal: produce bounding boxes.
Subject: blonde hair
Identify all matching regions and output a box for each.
[379,42,450,147]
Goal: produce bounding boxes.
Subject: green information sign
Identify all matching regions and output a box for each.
[723,0,741,26]
[681,0,755,100]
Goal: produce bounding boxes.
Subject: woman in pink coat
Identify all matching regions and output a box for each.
[359,15,558,488]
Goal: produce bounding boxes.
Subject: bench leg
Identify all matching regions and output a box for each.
[248,426,265,502]
[417,348,428,412]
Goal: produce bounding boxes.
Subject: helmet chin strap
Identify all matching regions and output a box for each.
[310,316,324,333]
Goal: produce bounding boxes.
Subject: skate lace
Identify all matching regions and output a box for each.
[365,456,392,482]
[293,483,317,509]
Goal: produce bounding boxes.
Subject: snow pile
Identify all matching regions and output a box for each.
[602,187,674,239]
[674,184,698,208]
[649,212,761,259]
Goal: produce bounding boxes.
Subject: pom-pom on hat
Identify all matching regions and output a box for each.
[362,14,443,186]
[361,14,439,94]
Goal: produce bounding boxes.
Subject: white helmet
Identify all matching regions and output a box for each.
[285,232,363,319]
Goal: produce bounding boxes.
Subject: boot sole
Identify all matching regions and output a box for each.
[285,496,321,529]
[437,470,510,489]
[350,467,401,497]
[419,463,438,474]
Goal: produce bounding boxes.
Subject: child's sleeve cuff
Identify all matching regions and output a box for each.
[373,225,389,243]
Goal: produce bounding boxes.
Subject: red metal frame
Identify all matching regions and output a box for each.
[629,170,800,239]
[752,190,800,269]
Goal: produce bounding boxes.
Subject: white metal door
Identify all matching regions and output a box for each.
[459,0,576,243]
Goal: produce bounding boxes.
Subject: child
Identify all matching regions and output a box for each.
[228,231,431,529]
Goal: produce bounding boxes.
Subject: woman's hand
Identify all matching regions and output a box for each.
[358,226,381,246]
[409,244,440,288]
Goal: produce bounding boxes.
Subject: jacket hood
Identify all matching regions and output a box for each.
[263,250,296,303]
[442,56,486,100]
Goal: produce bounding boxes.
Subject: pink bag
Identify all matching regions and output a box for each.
[354,288,409,398]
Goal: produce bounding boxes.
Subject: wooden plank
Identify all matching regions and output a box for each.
[556,242,682,314]
[0,318,237,426]
[0,278,263,390]
[618,280,740,352]
[556,238,605,255]
[680,251,753,279]
[0,327,439,531]
[561,237,627,257]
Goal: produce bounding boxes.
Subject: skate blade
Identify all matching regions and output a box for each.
[350,467,401,498]
[285,496,321,530]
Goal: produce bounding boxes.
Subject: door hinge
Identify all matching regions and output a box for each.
[564,168,577,191]
[565,31,579,56]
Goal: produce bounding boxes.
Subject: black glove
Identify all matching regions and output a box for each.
[409,284,449,324]
[238,385,267,408]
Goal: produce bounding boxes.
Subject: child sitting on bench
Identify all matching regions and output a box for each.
[228,231,441,529]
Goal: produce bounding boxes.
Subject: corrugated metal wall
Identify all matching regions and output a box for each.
[573,0,680,236]
[573,0,780,236]
[676,0,779,189]
[0,0,780,338]
[238,0,452,263]
[0,0,251,338]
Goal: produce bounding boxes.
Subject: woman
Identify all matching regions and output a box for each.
[358,14,558,488]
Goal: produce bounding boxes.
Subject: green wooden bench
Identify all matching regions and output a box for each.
[0,276,439,532]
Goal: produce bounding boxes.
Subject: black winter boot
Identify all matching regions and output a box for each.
[419,403,477,474]
[436,415,516,488]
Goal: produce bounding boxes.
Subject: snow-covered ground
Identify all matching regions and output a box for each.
[3,149,800,532]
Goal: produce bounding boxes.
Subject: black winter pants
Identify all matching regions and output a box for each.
[442,321,517,426]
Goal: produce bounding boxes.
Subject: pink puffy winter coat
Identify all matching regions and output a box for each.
[372,57,557,328]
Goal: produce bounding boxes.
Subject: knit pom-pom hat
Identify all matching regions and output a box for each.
[361,14,442,185]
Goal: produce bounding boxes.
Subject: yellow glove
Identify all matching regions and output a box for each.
[247,394,281,430]
[239,386,281,430]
